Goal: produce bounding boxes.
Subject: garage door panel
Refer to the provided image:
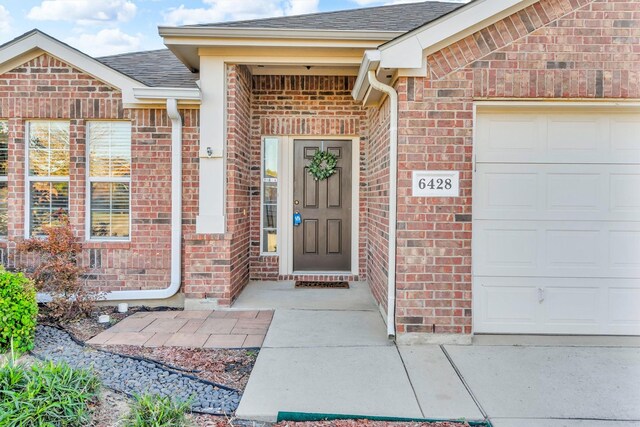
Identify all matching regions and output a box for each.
[477,114,541,158]
[544,287,601,324]
[610,231,640,270]
[481,227,538,268]
[610,115,640,155]
[474,277,640,334]
[547,115,604,154]
[546,229,600,269]
[481,172,538,212]
[611,174,640,213]
[608,287,640,329]
[475,221,640,278]
[476,112,640,164]
[475,164,640,221]
[547,173,600,211]
[480,284,539,326]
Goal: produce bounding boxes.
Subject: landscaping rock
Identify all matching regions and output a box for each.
[33,325,241,415]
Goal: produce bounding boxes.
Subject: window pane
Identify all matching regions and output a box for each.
[264,182,277,204]
[0,182,7,236]
[0,121,7,176]
[29,121,70,177]
[263,205,277,229]
[90,182,130,239]
[30,181,69,236]
[262,230,277,253]
[263,138,278,179]
[89,122,131,178]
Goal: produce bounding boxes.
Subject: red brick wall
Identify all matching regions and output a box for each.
[249,75,368,280]
[365,96,391,312]
[227,65,253,299]
[0,53,200,293]
[393,0,640,335]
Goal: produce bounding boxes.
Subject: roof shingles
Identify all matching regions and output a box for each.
[92,2,465,87]
[188,1,463,32]
[97,49,199,88]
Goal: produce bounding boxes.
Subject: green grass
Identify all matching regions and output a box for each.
[0,359,101,427]
[124,394,192,427]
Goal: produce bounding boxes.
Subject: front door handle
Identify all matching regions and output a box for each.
[294,200,300,205]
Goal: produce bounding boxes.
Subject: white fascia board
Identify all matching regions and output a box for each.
[379,0,534,69]
[352,50,380,102]
[133,87,201,103]
[159,26,403,41]
[0,31,146,104]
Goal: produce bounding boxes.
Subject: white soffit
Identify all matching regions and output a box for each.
[379,0,536,69]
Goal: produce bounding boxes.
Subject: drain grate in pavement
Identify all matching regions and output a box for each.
[295,281,349,289]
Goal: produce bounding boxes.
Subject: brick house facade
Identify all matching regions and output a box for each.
[1,0,638,340]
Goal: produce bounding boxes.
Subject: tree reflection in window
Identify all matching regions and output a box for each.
[27,121,70,236]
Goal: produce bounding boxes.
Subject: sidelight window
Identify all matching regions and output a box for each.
[261,137,279,254]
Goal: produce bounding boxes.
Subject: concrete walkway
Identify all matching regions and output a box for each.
[234,281,640,426]
[235,281,483,422]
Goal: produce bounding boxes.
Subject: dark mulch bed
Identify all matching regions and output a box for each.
[100,345,258,391]
[36,307,474,427]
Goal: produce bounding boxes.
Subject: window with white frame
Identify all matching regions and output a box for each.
[261,137,279,254]
[87,121,131,240]
[27,121,70,236]
[0,121,8,237]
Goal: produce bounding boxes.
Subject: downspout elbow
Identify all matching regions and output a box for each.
[367,70,398,340]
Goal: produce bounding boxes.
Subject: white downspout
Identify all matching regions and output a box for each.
[367,70,398,339]
[103,98,183,301]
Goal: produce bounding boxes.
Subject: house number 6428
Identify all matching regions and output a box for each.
[412,171,460,197]
[418,178,452,190]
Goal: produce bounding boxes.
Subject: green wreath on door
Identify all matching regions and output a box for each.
[307,150,338,181]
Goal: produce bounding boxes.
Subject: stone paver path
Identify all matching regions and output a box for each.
[87,310,273,348]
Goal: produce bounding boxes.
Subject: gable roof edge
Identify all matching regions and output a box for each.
[378,0,537,69]
[352,0,538,102]
[0,30,147,104]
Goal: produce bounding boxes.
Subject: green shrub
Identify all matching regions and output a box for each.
[125,394,192,427]
[0,360,101,427]
[0,268,38,353]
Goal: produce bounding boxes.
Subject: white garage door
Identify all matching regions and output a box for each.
[473,107,640,335]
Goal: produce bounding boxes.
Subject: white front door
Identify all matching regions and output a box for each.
[473,106,640,335]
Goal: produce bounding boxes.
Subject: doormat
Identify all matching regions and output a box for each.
[295,281,349,289]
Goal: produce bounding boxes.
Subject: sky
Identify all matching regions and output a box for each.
[0,0,468,57]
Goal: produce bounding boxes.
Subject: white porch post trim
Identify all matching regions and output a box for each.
[196,56,227,234]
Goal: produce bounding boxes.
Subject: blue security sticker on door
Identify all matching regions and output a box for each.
[293,211,302,226]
